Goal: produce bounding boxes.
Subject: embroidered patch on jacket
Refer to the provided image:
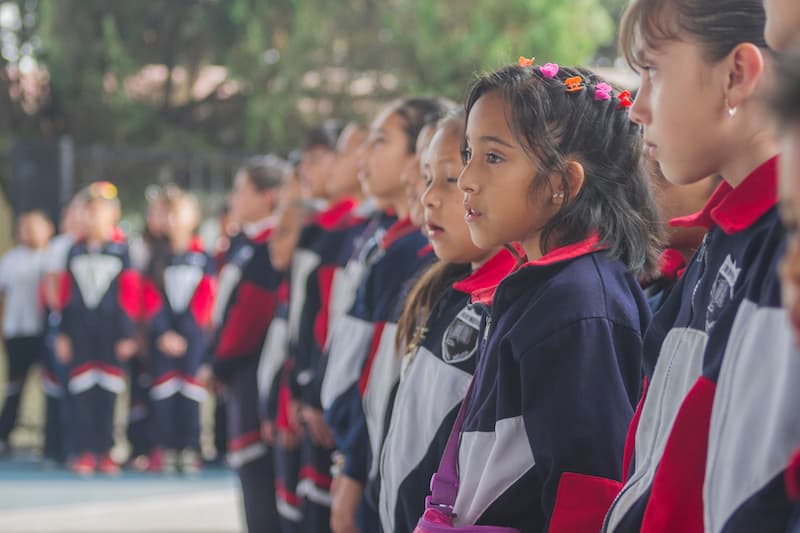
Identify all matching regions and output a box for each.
[706,254,742,331]
[442,306,482,364]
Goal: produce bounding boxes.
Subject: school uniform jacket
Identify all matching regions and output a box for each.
[324,217,433,485]
[257,281,290,423]
[211,226,283,381]
[58,237,140,395]
[453,236,649,532]
[320,210,397,413]
[602,157,785,533]
[290,198,370,409]
[141,238,216,403]
[378,249,518,533]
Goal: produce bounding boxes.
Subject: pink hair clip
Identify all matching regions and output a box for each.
[594,82,613,101]
[518,56,535,68]
[539,63,559,79]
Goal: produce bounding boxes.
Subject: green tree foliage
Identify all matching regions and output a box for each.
[1,0,618,154]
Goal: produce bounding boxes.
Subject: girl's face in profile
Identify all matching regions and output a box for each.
[459,90,557,260]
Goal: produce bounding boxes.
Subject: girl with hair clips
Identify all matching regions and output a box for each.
[416,61,659,532]
[142,189,215,475]
[601,1,786,531]
[211,159,285,532]
[379,109,518,533]
[323,96,450,533]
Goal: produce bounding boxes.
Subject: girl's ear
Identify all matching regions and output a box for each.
[725,42,765,111]
[550,160,585,205]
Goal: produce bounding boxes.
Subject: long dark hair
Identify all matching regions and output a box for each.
[464,64,662,275]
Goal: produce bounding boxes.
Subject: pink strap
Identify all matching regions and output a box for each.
[428,376,476,512]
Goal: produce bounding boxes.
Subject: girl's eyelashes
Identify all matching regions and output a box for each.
[423,173,433,187]
[485,151,504,165]
[445,176,459,185]
[461,147,473,164]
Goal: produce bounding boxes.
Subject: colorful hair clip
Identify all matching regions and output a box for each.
[88,181,118,200]
[564,76,585,93]
[594,82,613,101]
[518,56,535,68]
[539,63,559,79]
[617,90,633,109]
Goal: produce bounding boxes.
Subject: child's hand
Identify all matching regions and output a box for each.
[55,334,73,364]
[196,364,212,388]
[156,331,187,358]
[330,475,363,533]
[302,406,335,449]
[115,338,139,361]
[260,420,275,445]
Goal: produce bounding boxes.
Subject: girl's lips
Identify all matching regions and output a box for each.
[464,204,482,223]
[425,223,445,238]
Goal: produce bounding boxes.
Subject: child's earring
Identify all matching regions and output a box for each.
[552,192,565,203]
[726,98,737,118]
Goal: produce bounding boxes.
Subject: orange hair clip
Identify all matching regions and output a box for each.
[518,56,535,68]
[564,76,585,93]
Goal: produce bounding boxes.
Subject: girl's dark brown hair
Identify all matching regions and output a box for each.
[391,97,456,153]
[618,0,768,70]
[240,155,289,191]
[465,64,662,275]
[396,109,472,353]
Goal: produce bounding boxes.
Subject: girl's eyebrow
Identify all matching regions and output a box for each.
[479,135,514,148]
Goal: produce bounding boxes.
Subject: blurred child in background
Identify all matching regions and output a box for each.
[0,211,53,454]
[142,189,215,475]
[55,182,140,476]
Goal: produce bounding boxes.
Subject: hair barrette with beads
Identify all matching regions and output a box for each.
[518,56,535,67]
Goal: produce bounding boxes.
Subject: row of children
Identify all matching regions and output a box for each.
[243,0,800,532]
[4,0,800,531]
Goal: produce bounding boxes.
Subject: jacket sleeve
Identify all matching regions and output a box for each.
[214,251,280,378]
[523,318,642,533]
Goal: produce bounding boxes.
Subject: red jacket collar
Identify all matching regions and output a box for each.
[316,198,359,230]
[658,248,686,282]
[381,216,420,250]
[520,233,603,268]
[670,156,778,235]
[454,248,518,299]
[471,237,601,305]
[189,236,205,253]
[417,242,434,258]
[111,226,126,243]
